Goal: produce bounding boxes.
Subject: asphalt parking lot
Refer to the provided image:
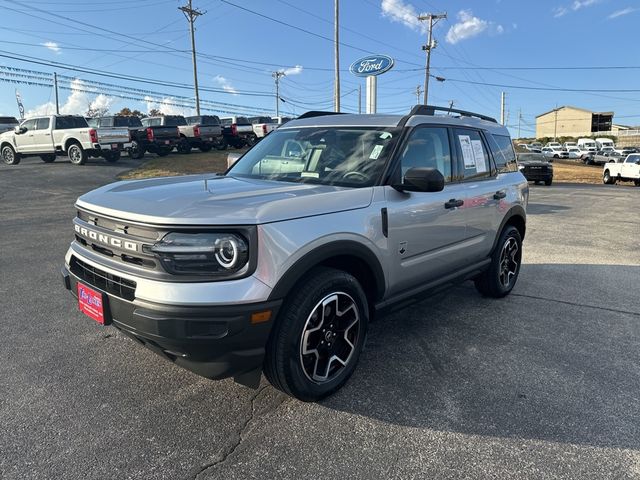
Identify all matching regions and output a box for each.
[1,157,639,480]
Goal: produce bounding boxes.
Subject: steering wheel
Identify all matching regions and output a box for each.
[342,171,369,182]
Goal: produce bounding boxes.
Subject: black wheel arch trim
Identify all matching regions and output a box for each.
[268,240,386,302]
[491,205,526,252]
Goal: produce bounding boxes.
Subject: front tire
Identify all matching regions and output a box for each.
[40,154,56,163]
[199,143,213,153]
[544,178,553,186]
[177,138,191,154]
[264,267,368,401]
[603,170,614,184]
[1,145,20,165]
[67,142,87,165]
[214,138,228,151]
[246,134,258,147]
[474,226,522,298]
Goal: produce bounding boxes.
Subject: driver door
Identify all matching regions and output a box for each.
[14,119,37,153]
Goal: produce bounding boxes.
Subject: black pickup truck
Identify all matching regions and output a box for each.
[94,116,180,159]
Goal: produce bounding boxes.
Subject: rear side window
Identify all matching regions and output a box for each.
[55,116,88,129]
[35,118,50,130]
[453,128,490,180]
[221,118,231,126]
[488,134,518,173]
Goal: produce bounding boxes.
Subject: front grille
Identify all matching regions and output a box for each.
[525,165,548,173]
[70,256,136,301]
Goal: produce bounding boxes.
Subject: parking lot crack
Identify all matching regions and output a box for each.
[190,385,288,479]
[511,293,640,317]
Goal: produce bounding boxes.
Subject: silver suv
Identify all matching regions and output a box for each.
[62,106,528,401]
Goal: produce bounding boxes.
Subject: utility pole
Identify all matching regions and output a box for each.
[334,0,340,112]
[417,12,447,105]
[447,100,454,114]
[53,72,59,114]
[415,85,422,105]
[517,108,521,139]
[500,91,506,125]
[358,84,362,114]
[272,71,285,117]
[553,104,558,141]
[179,0,204,115]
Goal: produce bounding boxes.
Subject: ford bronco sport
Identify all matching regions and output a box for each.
[62,106,528,401]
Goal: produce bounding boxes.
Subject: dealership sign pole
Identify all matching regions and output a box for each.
[349,55,394,114]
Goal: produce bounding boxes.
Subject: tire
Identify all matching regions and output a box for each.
[156,147,171,157]
[177,138,191,154]
[67,142,87,165]
[634,179,640,187]
[199,143,213,153]
[544,178,553,186]
[603,170,613,185]
[1,144,20,165]
[553,154,559,159]
[104,151,121,163]
[40,154,56,163]
[246,134,258,147]
[264,267,369,402]
[214,138,228,151]
[474,225,522,298]
[128,140,145,160]
[533,180,540,185]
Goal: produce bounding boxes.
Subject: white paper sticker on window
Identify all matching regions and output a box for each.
[369,144,384,159]
[471,140,487,173]
[459,135,475,168]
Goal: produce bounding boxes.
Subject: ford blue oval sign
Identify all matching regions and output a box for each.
[349,55,395,77]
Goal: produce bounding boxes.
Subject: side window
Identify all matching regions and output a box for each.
[453,129,490,180]
[35,118,50,130]
[488,134,518,173]
[21,119,37,131]
[98,118,112,128]
[398,127,452,183]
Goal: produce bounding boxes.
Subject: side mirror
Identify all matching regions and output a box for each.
[14,126,26,134]
[394,167,445,193]
[226,152,242,169]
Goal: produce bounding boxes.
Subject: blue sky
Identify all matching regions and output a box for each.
[0,0,639,137]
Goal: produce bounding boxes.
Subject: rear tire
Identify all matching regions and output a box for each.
[214,138,228,151]
[128,140,145,160]
[104,151,121,163]
[1,145,20,165]
[474,225,522,298]
[246,134,258,147]
[264,267,368,402]
[177,138,191,154]
[67,142,87,165]
[199,143,213,153]
[40,154,56,163]
[156,147,171,157]
[635,179,640,187]
[603,170,613,184]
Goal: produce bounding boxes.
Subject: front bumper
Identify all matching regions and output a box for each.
[62,261,282,386]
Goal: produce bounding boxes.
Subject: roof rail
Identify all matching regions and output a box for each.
[297,111,346,120]
[407,105,498,124]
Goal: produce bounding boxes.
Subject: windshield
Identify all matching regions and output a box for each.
[164,116,187,126]
[228,126,401,188]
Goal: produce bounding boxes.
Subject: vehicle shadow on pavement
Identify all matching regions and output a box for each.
[526,203,571,215]
[322,263,640,451]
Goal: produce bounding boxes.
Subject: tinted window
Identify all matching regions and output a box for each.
[163,116,186,126]
[35,118,50,130]
[114,117,142,127]
[627,155,640,163]
[489,134,518,173]
[236,117,251,126]
[187,115,220,126]
[398,127,452,183]
[0,117,18,124]
[221,118,232,126]
[453,128,490,180]
[55,116,88,129]
[21,119,37,131]
[98,117,113,128]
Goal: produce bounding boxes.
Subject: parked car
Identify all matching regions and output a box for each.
[545,142,562,149]
[182,115,225,153]
[248,116,279,140]
[61,105,528,401]
[0,115,131,165]
[0,116,20,134]
[541,147,568,159]
[529,142,542,150]
[563,141,577,149]
[220,116,257,148]
[517,153,553,185]
[577,138,597,152]
[595,138,615,151]
[566,147,585,159]
[603,153,640,186]
[139,116,183,158]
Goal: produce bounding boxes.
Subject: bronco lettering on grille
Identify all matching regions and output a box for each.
[74,224,138,252]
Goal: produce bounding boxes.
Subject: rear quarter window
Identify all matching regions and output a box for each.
[489,134,518,173]
[55,116,88,129]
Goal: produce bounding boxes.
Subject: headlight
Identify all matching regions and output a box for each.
[518,164,525,170]
[149,232,249,276]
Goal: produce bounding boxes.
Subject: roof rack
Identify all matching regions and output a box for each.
[297,111,346,120]
[407,105,498,123]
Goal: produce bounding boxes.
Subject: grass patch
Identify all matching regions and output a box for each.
[552,160,603,184]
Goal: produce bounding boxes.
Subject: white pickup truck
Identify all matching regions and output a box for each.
[249,116,279,140]
[0,115,131,165]
[603,153,640,186]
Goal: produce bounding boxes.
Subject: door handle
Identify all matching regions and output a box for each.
[444,198,464,209]
[493,190,507,200]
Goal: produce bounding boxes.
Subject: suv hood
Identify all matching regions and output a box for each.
[76,174,374,225]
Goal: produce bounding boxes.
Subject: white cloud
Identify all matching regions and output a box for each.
[446,10,501,44]
[553,6,569,17]
[26,79,114,117]
[381,0,426,33]
[213,75,237,95]
[42,41,61,54]
[554,0,600,17]
[279,65,303,76]
[608,7,637,19]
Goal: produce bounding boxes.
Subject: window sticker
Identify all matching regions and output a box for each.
[458,135,476,168]
[471,140,487,173]
[369,144,384,159]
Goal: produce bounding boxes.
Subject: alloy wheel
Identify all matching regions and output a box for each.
[499,237,519,288]
[299,292,360,383]
[2,147,14,164]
